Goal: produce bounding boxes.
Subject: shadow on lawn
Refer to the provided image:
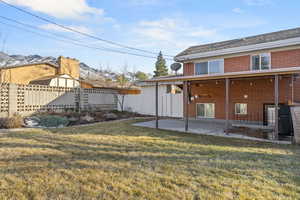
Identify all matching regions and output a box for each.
[0,130,299,177]
[48,120,298,151]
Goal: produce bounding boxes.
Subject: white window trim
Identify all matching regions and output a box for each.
[196,103,215,118]
[250,53,271,71]
[194,59,224,75]
[235,103,248,115]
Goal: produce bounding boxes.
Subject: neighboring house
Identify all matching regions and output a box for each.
[119,79,183,118]
[29,74,80,88]
[0,56,80,86]
[149,27,300,139]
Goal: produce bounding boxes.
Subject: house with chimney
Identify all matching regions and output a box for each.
[148,27,300,141]
[0,56,80,87]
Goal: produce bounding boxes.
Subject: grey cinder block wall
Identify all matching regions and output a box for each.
[0,83,118,118]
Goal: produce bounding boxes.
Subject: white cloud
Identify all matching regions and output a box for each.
[187,28,218,37]
[132,18,225,53]
[128,0,161,6]
[40,24,93,34]
[244,0,272,6]
[6,0,104,19]
[232,8,244,14]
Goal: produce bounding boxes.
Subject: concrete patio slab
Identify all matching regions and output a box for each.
[133,119,291,144]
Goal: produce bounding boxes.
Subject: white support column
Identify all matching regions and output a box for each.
[155,82,159,129]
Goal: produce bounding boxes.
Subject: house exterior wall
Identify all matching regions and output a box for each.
[224,55,250,73]
[182,48,300,74]
[271,49,300,69]
[183,63,194,76]
[0,64,57,85]
[294,76,300,103]
[185,77,292,121]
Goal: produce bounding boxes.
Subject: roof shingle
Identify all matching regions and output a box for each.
[175,27,300,58]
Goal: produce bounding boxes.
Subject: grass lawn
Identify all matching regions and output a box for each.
[0,119,299,200]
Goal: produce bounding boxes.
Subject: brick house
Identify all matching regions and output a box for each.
[150,27,300,140]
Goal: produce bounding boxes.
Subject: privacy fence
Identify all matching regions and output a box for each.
[118,85,183,118]
[0,83,118,118]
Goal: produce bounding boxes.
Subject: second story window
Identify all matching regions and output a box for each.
[251,53,271,70]
[195,59,224,75]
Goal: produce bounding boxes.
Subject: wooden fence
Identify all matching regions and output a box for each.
[0,83,118,117]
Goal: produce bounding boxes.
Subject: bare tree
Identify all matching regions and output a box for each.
[115,65,137,112]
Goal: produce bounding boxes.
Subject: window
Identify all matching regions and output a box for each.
[195,62,208,75]
[197,103,215,118]
[235,103,247,115]
[251,53,270,70]
[195,59,224,75]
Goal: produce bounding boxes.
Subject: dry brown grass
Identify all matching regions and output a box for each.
[0,113,23,129]
[0,119,299,199]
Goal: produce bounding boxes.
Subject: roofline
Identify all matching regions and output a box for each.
[0,62,58,69]
[136,81,183,87]
[175,37,300,62]
[146,67,300,82]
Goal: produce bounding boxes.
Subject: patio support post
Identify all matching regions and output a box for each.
[274,75,279,140]
[155,81,159,129]
[184,81,189,132]
[225,78,230,134]
[291,74,294,104]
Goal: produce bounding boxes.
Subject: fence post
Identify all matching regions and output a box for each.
[8,83,18,117]
[75,87,81,113]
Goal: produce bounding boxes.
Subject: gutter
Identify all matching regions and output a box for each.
[146,67,300,82]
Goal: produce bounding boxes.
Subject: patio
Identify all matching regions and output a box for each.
[133,119,291,144]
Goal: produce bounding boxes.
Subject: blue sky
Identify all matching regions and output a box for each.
[0,0,299,73]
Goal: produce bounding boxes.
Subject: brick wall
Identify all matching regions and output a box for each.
[224,55,250,73]
[294,76,300,103]
[182,48,300,75]
[185,77,292,121]
[183,63,194,76]
[272,49,300,68]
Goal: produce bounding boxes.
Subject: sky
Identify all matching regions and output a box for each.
[0,0,299,74]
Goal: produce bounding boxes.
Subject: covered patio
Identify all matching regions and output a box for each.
[147,67,300,142]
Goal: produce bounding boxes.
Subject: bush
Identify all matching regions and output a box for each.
[0,114,23,129]
[38,115,69,127]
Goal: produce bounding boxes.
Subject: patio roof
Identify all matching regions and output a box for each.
[146,67,300,82]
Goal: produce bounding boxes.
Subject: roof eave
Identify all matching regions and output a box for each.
[0,62,59,69]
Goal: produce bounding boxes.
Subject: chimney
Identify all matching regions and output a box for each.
[58,56,80,79]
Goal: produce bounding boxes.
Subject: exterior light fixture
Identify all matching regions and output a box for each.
[244,94,248,99]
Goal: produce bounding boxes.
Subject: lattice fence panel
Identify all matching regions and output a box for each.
[0,84,9,113]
